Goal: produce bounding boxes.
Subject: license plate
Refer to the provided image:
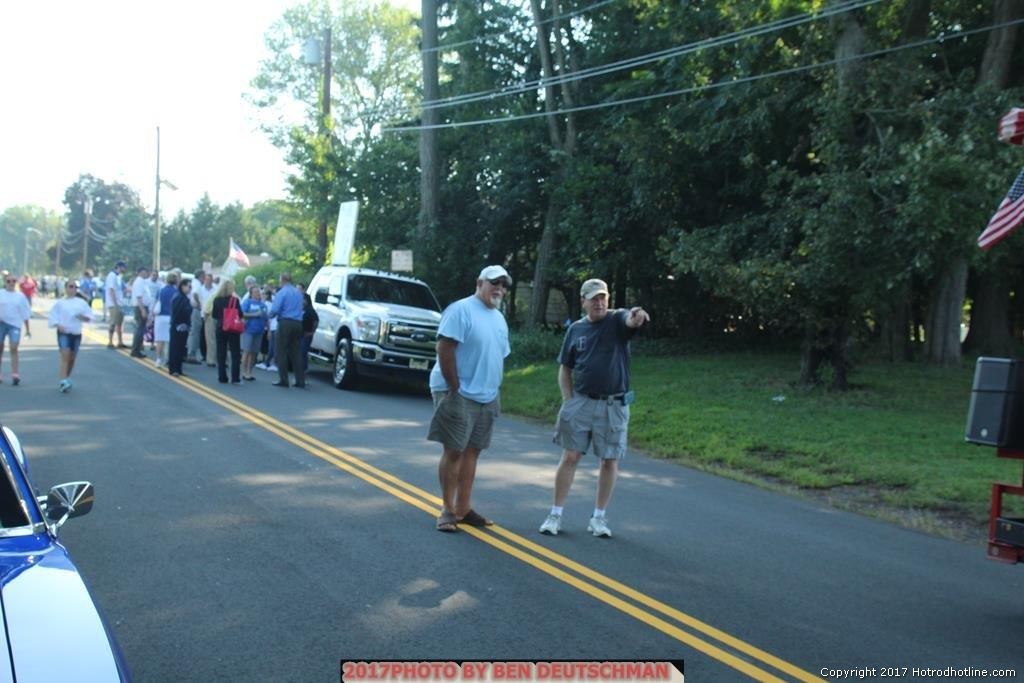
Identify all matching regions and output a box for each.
[409,359,429,370]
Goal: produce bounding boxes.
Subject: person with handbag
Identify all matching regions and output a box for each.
[211,279,244,384]
[168,279,194,377]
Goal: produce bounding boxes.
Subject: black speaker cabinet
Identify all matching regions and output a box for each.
[965,357,1024,448]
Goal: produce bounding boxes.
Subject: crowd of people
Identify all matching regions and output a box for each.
[0,261,319,393]
[6,260,654,539]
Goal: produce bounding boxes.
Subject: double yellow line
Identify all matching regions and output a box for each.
[103,336,822,682]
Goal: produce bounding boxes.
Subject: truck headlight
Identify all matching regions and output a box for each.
[354,316,381,342]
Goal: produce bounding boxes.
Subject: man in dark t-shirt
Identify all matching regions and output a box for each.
[538,278,650,539]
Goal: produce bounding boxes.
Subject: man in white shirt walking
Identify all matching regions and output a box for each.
[130,266,150,358]
[105,260,128,349]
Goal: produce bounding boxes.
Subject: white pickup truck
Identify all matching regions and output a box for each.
[306,265,442,389]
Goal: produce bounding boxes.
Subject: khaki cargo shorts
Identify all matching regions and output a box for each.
[108,305,124,327]
[553,394,630,460]
[428,391,500,452]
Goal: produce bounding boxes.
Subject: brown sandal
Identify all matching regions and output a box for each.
[436,511,458,533]
[457,509,494,527]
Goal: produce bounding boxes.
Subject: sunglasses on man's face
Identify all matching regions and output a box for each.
[67,284,78,289]
[487,278,510,289]
[4,280,15,285]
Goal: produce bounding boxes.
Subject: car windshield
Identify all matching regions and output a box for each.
[0,464,29,530]
[347,275,440,312]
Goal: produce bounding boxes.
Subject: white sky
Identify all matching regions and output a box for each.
[0,0,419,218]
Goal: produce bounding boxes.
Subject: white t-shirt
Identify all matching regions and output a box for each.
[131,276,150,308]
[195,284,215,312]
[104,271,125,306]
[48,297,93,335]
[428,294,510,403]
[0,290,31,328]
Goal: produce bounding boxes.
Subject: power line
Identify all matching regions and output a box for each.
[416,0,881,113]
[422,0,619,55]
[383,18,1024,133]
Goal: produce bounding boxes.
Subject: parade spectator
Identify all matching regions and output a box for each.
[105,261,128,348]
[300,284,318,373]
[428,265,512,532]
[198,273,217,366]
[79,270,96,304]
[168,279,193,377]
[18,273,37,305]
[130,266,151,358]
[185,269,205,364]
[211,279,242,384]
[153,271,178,367]
[0,273,31,386]
[538,279,650,539]
[48,280,93,393]
[258,284,278,371]
[240,285,268,381]
[269,273,305,388]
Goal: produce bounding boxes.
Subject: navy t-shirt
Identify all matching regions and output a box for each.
[557,310,636,396]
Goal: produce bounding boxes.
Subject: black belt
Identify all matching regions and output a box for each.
[586,393,626,404]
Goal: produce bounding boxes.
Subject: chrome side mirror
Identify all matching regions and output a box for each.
[45,482,94,530]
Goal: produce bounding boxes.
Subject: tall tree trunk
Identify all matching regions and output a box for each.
[926,259,968,365]
[963,0,1021,354]
[417,0,440,241]
[527,0,577,329]
[964,271,1015,356]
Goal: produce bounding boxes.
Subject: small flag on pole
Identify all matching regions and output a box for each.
[998,108,1024,145]
[229,238,250,266]
[978,169,1024,251]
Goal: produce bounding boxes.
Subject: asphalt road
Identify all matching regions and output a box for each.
[1,305,1024,683]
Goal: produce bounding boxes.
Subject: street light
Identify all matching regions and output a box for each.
[153,126,178,271]
[22,227,41,275]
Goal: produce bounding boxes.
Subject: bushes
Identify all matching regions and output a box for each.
[508,328,564,367]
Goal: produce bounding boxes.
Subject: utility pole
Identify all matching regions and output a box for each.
[154,126,161,271]
[81,195,93,274]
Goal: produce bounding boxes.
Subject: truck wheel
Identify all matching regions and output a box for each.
[333,337,359,390]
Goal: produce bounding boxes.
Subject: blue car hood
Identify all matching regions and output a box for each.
[0,540,124,682]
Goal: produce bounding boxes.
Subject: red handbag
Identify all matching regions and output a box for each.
[221,297,245,334]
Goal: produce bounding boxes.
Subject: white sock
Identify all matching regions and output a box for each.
[551,506,563,516]
[593,508,606,518]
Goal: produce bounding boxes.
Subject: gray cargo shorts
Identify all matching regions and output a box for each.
[428,391,500,452]
[553,394,630,460]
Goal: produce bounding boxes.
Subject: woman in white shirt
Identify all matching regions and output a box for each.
[48,280,94,392]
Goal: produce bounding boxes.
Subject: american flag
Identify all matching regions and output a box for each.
[978,169,1024,251]
[228,238,250,266]
[999,108,1024,145]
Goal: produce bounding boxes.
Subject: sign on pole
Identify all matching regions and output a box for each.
[391,250,414,272]
[331,201,359,266]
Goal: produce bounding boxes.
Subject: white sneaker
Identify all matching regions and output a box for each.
[266,364,278,372]
[58,379,71,393]
[154,358,164,368]
[539,513,562,536]
[254,362,267,370]
[587,516,612,538]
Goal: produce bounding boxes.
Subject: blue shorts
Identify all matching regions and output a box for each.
[0,322,21,345]
[57,332,82,353]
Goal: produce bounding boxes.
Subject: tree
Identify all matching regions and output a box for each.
[62,174,144,274]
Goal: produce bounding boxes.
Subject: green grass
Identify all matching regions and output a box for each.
[501,352,1024,538]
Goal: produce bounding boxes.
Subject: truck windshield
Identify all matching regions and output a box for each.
[347,275,440,312]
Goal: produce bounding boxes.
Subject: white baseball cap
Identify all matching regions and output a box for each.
[478,265,512,285]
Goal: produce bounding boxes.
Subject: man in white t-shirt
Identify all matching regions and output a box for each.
[0,272,32,385]
[129,266,151,358]
[185,269,205,363]
[427,265,512,532]
[196,273,217,365]
[104,261,128,349]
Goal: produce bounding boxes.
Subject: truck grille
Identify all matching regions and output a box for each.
[385,321,437,355]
